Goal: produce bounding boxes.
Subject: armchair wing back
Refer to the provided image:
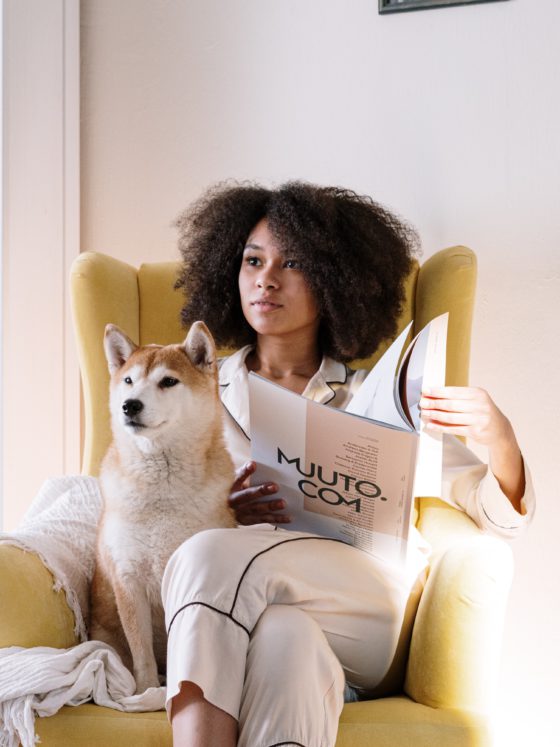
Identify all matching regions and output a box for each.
[70,246,477,477]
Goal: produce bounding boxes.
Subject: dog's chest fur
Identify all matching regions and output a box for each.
[99,442,235,584]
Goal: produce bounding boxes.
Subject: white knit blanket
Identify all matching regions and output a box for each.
[0,476,166,746]
[0,642,166,747]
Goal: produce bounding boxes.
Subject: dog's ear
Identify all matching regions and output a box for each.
[183,321,216,373]
[104,325,138,374]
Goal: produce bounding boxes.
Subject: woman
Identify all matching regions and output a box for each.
[164,182,534,747]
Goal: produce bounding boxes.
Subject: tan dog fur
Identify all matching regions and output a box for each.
[89,321,236,693]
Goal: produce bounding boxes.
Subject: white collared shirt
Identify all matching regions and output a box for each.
[219,346,536,544]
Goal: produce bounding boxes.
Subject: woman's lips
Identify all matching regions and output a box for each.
[251,300,283,312]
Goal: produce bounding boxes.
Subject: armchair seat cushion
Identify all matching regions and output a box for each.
[337,697,491,747]
[34,698,491,747]
[35,705,171,747]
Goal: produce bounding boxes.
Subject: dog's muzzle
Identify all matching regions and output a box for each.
[122,398,146,429]
[122,398,144,421]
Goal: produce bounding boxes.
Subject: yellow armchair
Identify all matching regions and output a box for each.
[0,246,512,746]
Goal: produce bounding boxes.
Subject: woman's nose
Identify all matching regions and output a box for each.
[257,268,279,289]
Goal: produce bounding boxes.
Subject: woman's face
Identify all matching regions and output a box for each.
[238,218,320,341]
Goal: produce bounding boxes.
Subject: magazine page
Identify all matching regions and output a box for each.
[397,312,448,431]
[249,373,418,565]
[407,313,448,498]
[345,313,448,498]
[344,322,413,428]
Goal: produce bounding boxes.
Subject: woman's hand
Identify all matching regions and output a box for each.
[420,386,525,512]
[419,386,512,446]
[227,461,292,525]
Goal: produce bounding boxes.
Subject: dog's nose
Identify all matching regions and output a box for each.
[122,399,144,417]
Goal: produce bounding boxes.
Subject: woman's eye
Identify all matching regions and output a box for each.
[160,377,179,389]
[245,256,260,267]
[284,259,299,269]
[124,376,133,385]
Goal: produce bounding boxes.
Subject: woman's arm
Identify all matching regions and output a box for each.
[420,386,525,514]
[230,387,529,525]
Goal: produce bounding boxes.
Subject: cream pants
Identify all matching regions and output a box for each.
[162,524,421,747]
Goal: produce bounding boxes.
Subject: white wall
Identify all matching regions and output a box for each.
[1,0,80,531]
[0,0,4,529]
[8,0,556,742]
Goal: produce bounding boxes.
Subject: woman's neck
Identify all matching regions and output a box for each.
[245,334,322,395]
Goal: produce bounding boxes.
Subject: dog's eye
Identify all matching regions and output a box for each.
[124,376,133,385]
[160,377,179,389]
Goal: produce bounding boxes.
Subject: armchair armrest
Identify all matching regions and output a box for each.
[405,500,513,711]
[0,544,77,648]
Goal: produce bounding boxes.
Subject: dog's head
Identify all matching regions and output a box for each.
[104,321,219,446]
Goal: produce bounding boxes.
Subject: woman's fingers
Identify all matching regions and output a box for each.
[227,462,293,524]
[421,410,476,426]
[228,481,278,508]
[237,511,292,526]
[420,386,512,446]
[228,477,292,525]
[236,498,286,515]
[420,396,478,414]
[420,387,491,413]
[236,497,291,525]
[230,460,257,493]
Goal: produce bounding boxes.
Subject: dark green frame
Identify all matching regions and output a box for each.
[379,0,509,13]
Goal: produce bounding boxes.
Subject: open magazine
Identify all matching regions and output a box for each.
[248,313,448,565]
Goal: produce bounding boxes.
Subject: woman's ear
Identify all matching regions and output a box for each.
[183,321,217,373]
[104,325,138,374]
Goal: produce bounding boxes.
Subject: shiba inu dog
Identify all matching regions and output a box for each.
[89,321,236,693]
